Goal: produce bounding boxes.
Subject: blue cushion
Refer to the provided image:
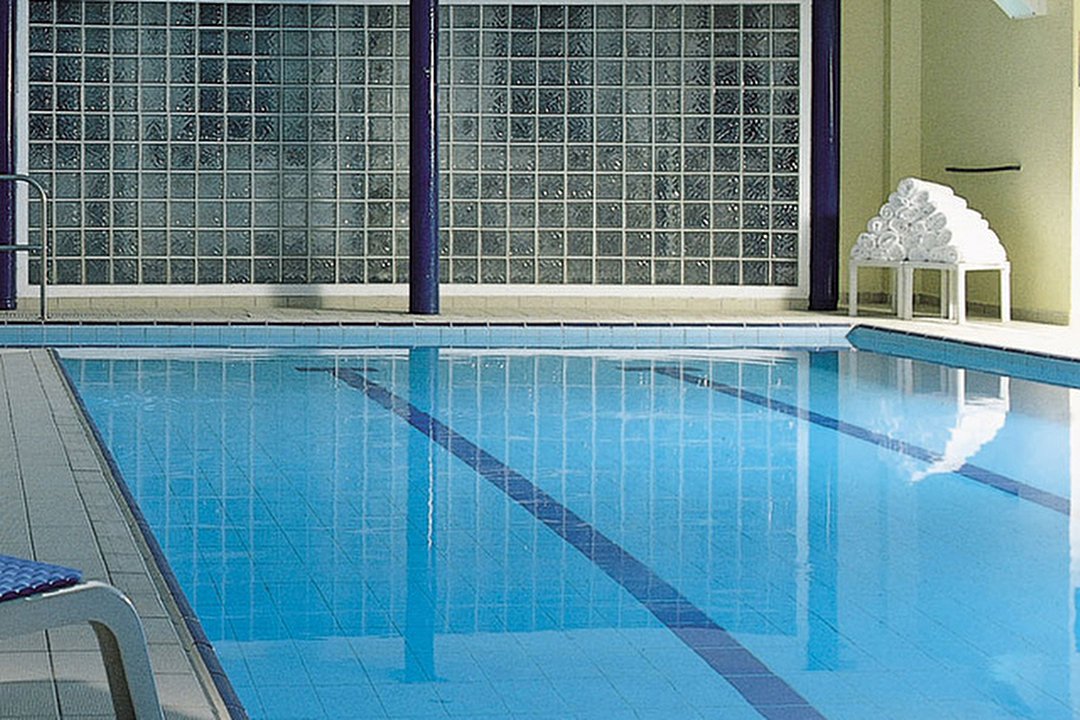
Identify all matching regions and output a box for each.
[0,554,82,602]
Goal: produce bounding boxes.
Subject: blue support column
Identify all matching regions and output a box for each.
[0,0,16,310]
[810,0,840,311]
[409,0,440,314]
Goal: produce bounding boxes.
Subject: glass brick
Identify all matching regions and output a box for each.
[773,32,800,58]
[471,146,503,173]
[655,32,680,58]
[773,175,799,201]
[743,147,771,173]
[56,144,81,169]
[743,204,770,230]
[509,60,535,85]
[511,6,537,29]
[773,118,800,144]
[507,258,534,283]
[591,202,619,228]
[773,261,797,285]
[770,147,798,174]
[537,229,563,255]
[768,205,797,232]
[563,203,592,228]
[708,259,736,284]
[620,146,647,172]
[743,260,769,285]
[562,146,590,172]
[613,175,643,202]
[772,232,798,258]
[774,60,800,86]
[510,32,536,58]
[504,231,532,258]
[621,258,648,283]
[654,117,680,144]
[537,259,563,283]
[648,175,675,201]
[774,4,801,29]
[591,231,619,257]
[653,203,678,229]
[508,203,535,228]
[712,203,739,230]
[620,204,646,229]
[54,114,77,140]
[681,231,708,258]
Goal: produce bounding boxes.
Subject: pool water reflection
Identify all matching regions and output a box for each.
[62,345,1078,719]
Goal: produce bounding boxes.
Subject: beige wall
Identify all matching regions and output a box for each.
[840,0,922,304]
[922,0,1074,323]
[841,0,1076,324]
[840,0,889,279]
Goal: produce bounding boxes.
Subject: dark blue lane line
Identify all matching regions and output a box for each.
[301,366,825,720]
[651,366,1069,516]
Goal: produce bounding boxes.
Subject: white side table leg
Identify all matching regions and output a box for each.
[939,267,949,319]
[849,264,859,317]
[1000,264,1011,322]
[955,266,966,323]
[899,264,914,320]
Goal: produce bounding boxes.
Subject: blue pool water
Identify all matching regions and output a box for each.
[60,336,1078,720]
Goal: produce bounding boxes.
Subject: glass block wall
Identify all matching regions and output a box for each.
[24,1,805,288]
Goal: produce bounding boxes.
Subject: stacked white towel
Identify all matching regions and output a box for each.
[850,178,1007,264]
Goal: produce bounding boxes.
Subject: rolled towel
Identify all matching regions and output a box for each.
[866,216,886,234]
[926,213,947,232]
[851,243,873,261]
[896,178,916,198]
[898,206,922,224]
[853,232,875,248]
[889,218,913,236]
[908,245,931,262]
[928,243,1007,264]
[915,204,937,221]
[879,204,897,221]
[923,193,968,214]
[945,208,989,232]
[875,230,905,262]
[882,241,906,262]
[900,177,957,199]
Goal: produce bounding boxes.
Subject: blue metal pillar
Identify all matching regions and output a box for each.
[810,0,840,311]
[409,0,439,314]
[0,0,16,310]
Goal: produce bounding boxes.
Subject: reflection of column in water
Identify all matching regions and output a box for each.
[808,351,839,670]
[1071,388,1080,707]
[405,347,438,682]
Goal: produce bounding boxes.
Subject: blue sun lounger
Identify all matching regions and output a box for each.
[0,554,164,719]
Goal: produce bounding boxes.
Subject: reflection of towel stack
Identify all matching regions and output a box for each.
[851,178,1008,264]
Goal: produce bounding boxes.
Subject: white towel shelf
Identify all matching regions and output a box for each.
[849,260,1010,323]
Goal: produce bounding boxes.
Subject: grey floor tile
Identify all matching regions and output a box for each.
[0,679,59,717]
[55,680,114,716]
[0,652,51,683]
[48,652,107,685]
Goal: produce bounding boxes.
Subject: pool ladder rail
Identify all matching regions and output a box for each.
[0,174,50,321]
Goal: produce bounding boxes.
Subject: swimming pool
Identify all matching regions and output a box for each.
[57,326,1078,719]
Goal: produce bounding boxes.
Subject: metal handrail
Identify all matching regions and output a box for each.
[0,174,50,320]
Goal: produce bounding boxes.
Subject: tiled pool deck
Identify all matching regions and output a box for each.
[0,305,1076,719]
